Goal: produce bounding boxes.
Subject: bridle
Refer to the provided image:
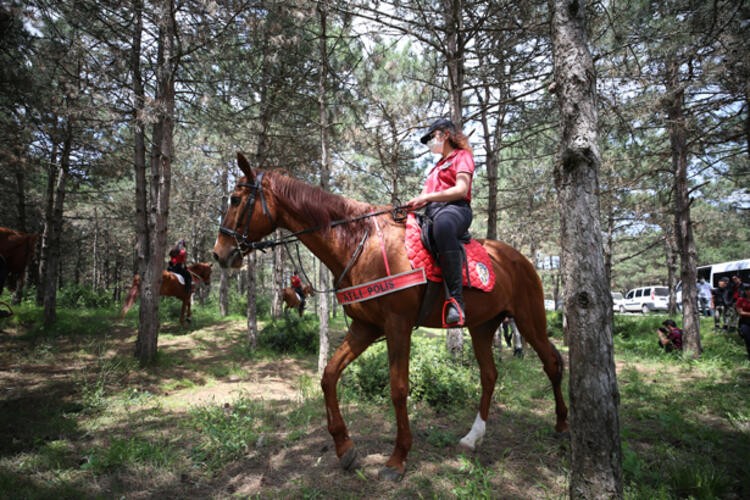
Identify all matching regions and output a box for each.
[187,265,211,284]
[218,171,276,254]
[218,170,410,256]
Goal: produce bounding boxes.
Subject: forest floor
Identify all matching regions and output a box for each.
[1,311,749,498]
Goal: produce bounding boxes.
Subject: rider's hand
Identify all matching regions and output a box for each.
[407,194,429,210]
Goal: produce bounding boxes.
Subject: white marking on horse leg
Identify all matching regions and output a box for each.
[459,412,486,450]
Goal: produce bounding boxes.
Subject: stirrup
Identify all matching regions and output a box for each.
[442,298,464,328]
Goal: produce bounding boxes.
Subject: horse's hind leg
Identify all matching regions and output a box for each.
[463,319,502,450]
[514,312,569,433]
[321,319,381,471]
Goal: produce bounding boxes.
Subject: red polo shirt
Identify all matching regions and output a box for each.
[737,296,750,324]
[170,248,186,266]
[424,149,475,203]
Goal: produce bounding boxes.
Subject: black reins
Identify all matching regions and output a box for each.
[219,171,409,255]
[218,172,275,253]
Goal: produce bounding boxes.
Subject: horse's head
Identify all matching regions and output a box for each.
[213,153,277,268]
[190,262,213,283]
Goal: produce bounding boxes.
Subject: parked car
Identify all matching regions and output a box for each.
[621,285,669,313]
[611,291,625,312]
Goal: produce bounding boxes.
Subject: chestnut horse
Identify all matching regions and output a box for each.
[0,227,39,296]
[120,262,212,326]
[282,284,313,316]
[213,153,568,481]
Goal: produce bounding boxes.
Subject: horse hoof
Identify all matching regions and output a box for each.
[378,465,404,482]
[339,447,359,471]
[459,436,482,452]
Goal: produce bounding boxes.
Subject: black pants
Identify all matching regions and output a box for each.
[426,201,472,255]
[169,263,192,293]
[739,322,750,358]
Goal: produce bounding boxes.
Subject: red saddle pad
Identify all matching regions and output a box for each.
[404,213,494,292]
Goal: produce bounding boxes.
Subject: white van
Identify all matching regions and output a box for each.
[622,286,669,314]
[677,259,750,304]
[706,259,750,286]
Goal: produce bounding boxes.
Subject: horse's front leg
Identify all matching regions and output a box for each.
[321,319,381,471]
[379,323,413,481]
[461,321,501,451]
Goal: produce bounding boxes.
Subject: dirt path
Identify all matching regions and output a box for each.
[0,319,570,498]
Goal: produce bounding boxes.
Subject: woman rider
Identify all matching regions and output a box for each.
[407,118,475,327]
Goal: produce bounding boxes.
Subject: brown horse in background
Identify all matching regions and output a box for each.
[121,262,212,326]
[0,227,39,296]
[282,284,313,316]
[213,153,568,481]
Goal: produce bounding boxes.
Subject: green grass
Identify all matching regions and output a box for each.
[1,303,749,498]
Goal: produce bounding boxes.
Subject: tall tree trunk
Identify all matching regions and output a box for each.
[131,0,149,356]
[246,252,258,349]
[218,159,230,317]
[443,0,464,125]
[442,0,466,354]
[475,52,507,241]
[272,233,283,318]
[317,0,331,375]
[665,222,678,315]
[665,57,702,357]
[549,0,623,497]
[135,0,177,365]
[11,161,28,305]
[37,143,58,306]
[43,131,72,327]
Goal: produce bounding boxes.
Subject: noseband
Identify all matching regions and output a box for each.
[218,172,275,254]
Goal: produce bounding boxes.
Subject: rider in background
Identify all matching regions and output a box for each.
[290,271,305,311]
[407,118,475,327]
[168,239,191,294]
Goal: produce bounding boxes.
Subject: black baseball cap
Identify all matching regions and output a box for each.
[420,118,456,144]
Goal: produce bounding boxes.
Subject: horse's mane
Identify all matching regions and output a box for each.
[268,170,375,249]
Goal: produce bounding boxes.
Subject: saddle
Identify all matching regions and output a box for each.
[405,213,495,292]
[170,272,186,287]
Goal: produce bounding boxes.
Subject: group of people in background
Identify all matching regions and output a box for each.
[663,274,750,360]
[710,275,745,331]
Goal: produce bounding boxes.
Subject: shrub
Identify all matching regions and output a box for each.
[58,284,113,308]
[227,288,271,317]
[409,339,478,410]
[342,336,478,410]
[342,342,390,401]
[259,315,319,355]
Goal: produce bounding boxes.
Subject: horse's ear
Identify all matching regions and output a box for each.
[236,152,254,182]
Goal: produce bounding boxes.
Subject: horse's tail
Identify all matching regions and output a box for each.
[121,274,141,318]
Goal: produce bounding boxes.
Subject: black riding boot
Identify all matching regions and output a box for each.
[440,250,465,326]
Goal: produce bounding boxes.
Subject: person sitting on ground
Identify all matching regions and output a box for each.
[735,284,750,361]
[657,319,683,353]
